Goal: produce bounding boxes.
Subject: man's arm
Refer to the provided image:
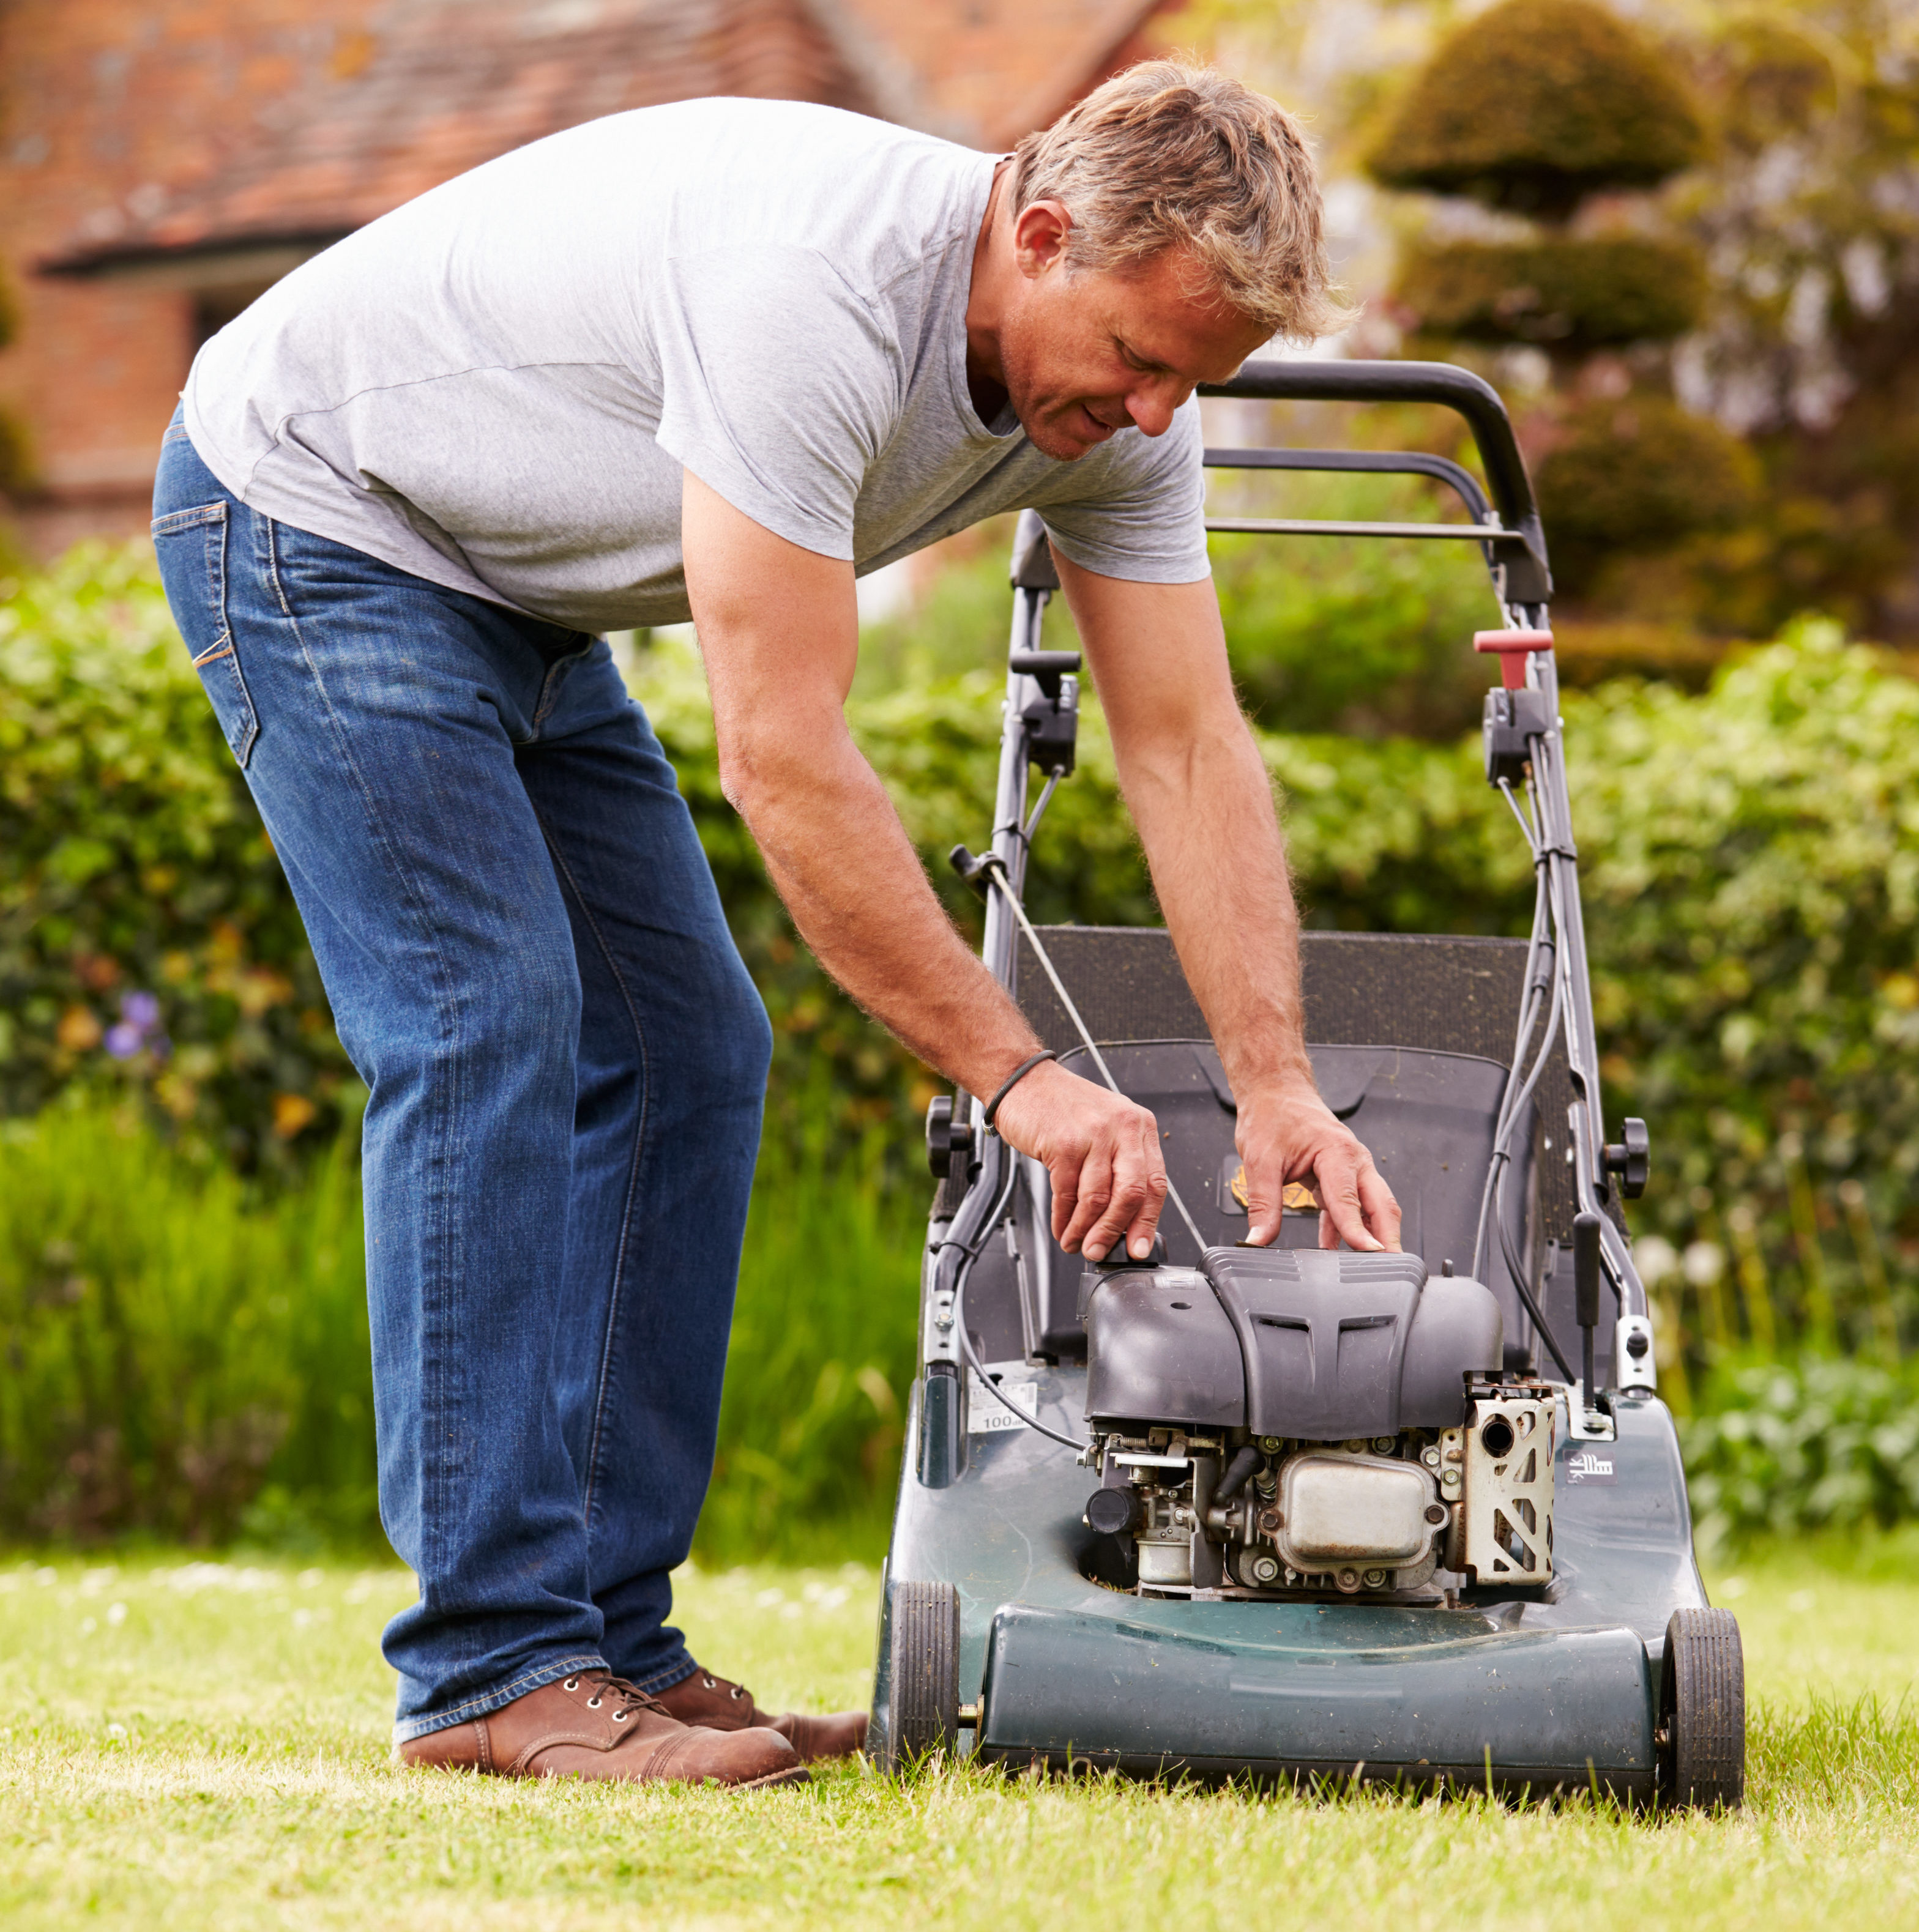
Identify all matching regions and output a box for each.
[1054,554,1402,1253]
[680,470,1169,1263]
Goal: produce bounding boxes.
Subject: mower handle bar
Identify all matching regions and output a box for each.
[1203,447,1493,526]
[1198,360,1551,604]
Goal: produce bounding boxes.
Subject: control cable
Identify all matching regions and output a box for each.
[948,1159,1090,1452]
[978,856,1209,1257]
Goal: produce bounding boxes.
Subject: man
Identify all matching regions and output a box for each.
[153,59,1401,1791]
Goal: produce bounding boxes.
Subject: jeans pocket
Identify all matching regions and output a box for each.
[151,500,259,768]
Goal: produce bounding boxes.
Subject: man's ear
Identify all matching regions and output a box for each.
[1012,199,1073,279]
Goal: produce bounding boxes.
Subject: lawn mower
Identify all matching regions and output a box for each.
[869,359,1745,1807]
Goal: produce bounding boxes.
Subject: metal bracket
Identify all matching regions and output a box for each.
[1615,1313,1658,1391]
[1463,1395,1556,1583]
[1568,1391,1617,1441]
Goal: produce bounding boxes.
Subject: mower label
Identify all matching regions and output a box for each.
[969,1377,1039,1433]
[1563,1448,1617,1486]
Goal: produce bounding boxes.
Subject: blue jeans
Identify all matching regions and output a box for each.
[152,413,773,1739]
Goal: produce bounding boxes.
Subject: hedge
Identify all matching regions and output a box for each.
[3,554,1915,1354]
[0,547,354,1165]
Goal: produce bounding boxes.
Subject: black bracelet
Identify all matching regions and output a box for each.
[982,1050,1057,1131]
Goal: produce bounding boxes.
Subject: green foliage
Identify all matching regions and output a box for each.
[849,481,1507,744]
[0,1101,925,1559]
[1204,470,1507,737]
[1366,0,1705,218]
[852,521,1029,694]
[0,1106,373,1546]
[1537,395,1761,594]
[1564,623,1919,1315]
[1708,13,1841,152]
[1682,1358,1919,1547]
[0,548,355,1164]
[699,1093,924,1561]
[1395,237,1706,351]
[4,576,1917,1553]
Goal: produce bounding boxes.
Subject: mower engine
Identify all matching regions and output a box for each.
[1079,1249,1556,1599]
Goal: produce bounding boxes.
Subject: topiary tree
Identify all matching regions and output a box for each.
[1366,0,1754,602]
[1368,0,1705,219]
[1536,395,1759,592]
[1392,236,1705,355]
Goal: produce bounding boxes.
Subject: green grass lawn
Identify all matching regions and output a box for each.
[2,1544,1915,1930]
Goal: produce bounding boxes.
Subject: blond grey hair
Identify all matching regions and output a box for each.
[1010,59,1346,342]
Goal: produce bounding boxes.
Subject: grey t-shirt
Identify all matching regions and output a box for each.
[182,98,1210,635]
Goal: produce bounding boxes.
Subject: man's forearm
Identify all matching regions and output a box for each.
[722,716,1041,1099]
[1119,709,1314,1102]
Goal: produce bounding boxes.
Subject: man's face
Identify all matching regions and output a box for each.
[996,209,1271,462]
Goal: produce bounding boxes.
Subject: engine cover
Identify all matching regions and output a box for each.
[1083,1247,1502,1438]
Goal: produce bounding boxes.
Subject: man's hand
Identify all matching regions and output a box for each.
[1235,1080,1401,1253]
[993,1061,1169,1264]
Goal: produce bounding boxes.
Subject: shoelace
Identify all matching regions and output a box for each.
[562,1669,669,1724]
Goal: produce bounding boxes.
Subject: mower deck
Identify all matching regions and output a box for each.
[873,1371,1704,1793]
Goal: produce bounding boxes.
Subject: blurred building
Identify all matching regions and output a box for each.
[0,0,1171,555]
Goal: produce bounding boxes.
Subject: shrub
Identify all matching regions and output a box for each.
[1395,237,1706,351]
[1204,470,1510,738]
[0,548,354,1164]
[1537,395,1761,593]
[1682,1357,1919,1548]
[1564,622,1919,1314]
[1368,0,1705,218]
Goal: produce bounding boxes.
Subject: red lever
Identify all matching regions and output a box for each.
[1474,628,1553,690]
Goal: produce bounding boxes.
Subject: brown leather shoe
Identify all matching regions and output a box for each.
[654,1665,868,1763]
[398,1668,807,1787]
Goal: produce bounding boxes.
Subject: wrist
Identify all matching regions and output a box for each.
[953,1038,1047,1109]
[1234,1066,1324,1112]
[982,1048,1057,1128]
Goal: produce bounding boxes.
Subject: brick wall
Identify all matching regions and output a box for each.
[0,0,1167,560]
[0,1,384,552]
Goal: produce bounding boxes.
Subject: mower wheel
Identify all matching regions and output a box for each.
[1658,1607,1745,1810]
[887,1580,960,1768]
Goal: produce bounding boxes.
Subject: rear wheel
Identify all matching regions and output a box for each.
[1658,1607,1745,1810]
[886,1580,960,1770]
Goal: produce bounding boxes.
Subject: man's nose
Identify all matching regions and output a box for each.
[1125,377,1189,437]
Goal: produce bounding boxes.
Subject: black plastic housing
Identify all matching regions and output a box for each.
[1484,686,1553,788]
[1021,677,1078,777]
[1082,1247,1502,1438]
